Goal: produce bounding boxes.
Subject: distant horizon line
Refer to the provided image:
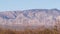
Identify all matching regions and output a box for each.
[0,8,60,12]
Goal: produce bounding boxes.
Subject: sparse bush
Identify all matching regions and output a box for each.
[0,27,59,34]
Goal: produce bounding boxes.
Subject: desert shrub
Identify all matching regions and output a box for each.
[0,27,59,34]
[4,29,16,34]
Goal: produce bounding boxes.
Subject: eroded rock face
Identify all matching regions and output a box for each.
[0,9,60,30]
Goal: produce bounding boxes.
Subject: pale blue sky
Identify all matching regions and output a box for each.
[0,0,60,11]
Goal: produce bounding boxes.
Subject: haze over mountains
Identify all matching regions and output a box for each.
[0,9,60,30]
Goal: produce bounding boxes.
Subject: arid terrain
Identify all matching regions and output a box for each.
[0,26,59,34]
[0,9,60,34]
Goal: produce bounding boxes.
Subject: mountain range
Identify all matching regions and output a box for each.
[0,9,60,30]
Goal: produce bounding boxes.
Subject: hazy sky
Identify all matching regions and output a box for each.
[0,0,60,11]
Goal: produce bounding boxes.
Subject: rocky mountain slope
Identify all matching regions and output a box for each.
[0,9,60,30]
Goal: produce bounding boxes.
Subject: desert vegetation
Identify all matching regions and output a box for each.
[0,26,59,34]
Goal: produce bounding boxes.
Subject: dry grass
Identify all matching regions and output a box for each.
[0,27,59,34]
